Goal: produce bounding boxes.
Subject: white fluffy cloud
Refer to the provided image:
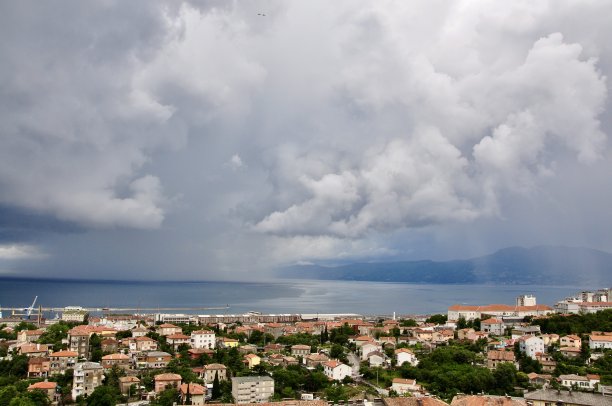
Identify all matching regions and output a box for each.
[1,1,611,277]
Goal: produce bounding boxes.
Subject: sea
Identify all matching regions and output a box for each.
[0,278,591,317]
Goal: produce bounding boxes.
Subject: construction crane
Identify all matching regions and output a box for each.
[25,296,38,318]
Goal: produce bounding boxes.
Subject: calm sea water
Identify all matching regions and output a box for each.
[0,278,589,316]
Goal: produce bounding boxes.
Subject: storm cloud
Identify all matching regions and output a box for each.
[1,1,611,279]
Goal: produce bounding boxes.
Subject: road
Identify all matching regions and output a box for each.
[348,351,389,397]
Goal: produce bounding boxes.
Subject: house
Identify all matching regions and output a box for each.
[264,323,285,339]
[540,334,559,346]
[487,350,518,370]
[450,395,526,406]
[180,383,206,405]
[101,353,131,369]
[49,350,78,375]
[559,374,600,390]
[355,335,375,347]
[18,343,49,358]
[323,360,352,381]
[68,330,91,359]
[244,353,261,369]
[219,337,240,348]
[28,381,57,403]
[166,333,191,350]
[238,344,258,354]
[142,351,172,369]
[72,362,104,400]
[187,348,214,360]
[100,338,119,353]
[525,388,608,406]
[291,344,311,357]
[560,335,582,348]
[395,348,418,366]
[204,363,227,383]
[129,336,158,352]
[154,373,182,393]
[559,346,582,358]
[263,343,284,353]
[361,342,383,360]
[481,318,505,336]
[511,325,541,339]
[17,329,45,343]
[527,373,552,387]
[304,353,329,368]
[383,396,449,406]
[131,326,149,337]
[535,353,556,373]
[518,336,544,360]
[368,351,386,367]
[118,376,140,395]
[190,330,216,349]
[589,332,612,350]
[391,378,421,395]
[231,376,274,404]
[157,324,182,336]
[27,357,50,378]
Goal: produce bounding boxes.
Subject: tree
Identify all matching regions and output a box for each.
[0,385,18,406]
[85,385,120,406]
[330,344,344,360]
[212,371,221,399]
[456,317,468,330]
[426,314,448,325]
[324,384,348,403]
[150,388,179,406]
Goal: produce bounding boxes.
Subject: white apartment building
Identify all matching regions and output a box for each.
[518,336,545,360]
[231,376,274,404]
[516,295,537,307]
[589,333,612,350]
[191,330,216,349]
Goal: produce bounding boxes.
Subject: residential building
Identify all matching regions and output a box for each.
[18,343,49,358]
[589,332,612,350]
[560,334,582,348]
[304,353,329,368]
[323,360,352,381]
[49,350,78,375]
[395,348,418,367]
[516,295,537,307]
[68,330,90,359]
[244,353,261,369]
[28,381,57,403]
[27,357,50,378]
[487,350,518,370]
[101,353,131,369]
[368,351,386,367]
[154,373,182,393]
[17,329,45,343]
[383,396,449,406]
[191,329,216,349]
[157,323,182,336]
[481,318,505,336]
[72,362,104,400]
[140,351,172,369]
[291,344,311,357]
[180,383,206,405]
[219,337,240,348]
[203,363,227,383]
[100,338,118,353]
[511,325,541,339]
[527,373,552,387]
[525,388,609,406]
[391,378,421,395]
[131,326,149,337]
[450,395,526,406]
[231,376,274,404]
[559,347,582,358]
[361,342,383,360]
[118,376,140,395]
[518,336,545,360]
[166,333,191,350]
[129,336,158,352]
[559,374,600,390]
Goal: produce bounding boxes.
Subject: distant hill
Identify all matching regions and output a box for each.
[281,246,612,285]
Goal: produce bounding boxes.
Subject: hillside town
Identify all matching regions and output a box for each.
[0,288,610,406]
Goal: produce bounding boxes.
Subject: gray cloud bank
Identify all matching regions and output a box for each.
[1,1,611,279]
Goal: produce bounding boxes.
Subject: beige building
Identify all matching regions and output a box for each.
[231,376,274,404]
[118,376,140,395]
[204,363,227,383]
[180,383,206,405]
[72,362,104,400]
[101,353,131,369]
[291,344,311,357]
[154,373,182,393]
[244,353,261,369]
[28,381,57,403]
[49,350,78,375]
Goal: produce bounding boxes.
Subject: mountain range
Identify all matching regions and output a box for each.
[281,246,612,285]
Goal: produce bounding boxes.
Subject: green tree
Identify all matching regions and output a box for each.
[150,388,179,406]
[426,314,448,325]
[324,384,348,403]
[0,385,18,406]
[86,385,120,406]
[212,371,221,399]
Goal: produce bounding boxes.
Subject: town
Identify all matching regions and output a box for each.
[0,288,610,406]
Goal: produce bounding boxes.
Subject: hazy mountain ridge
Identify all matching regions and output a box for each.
[281,246,612,285]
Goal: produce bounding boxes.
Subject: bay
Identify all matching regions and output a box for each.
[0,277,589,316]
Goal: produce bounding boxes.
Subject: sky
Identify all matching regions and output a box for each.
[1,0,612,281]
